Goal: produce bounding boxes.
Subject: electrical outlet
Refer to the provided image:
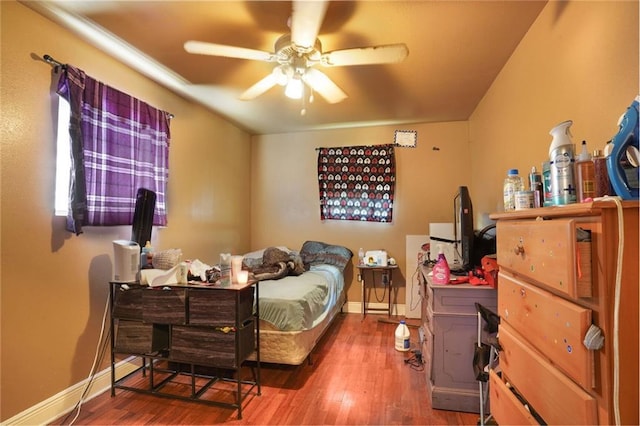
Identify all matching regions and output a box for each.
[382,272,389,286]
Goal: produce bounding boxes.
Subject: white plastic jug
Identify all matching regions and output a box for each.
[395,320,411,352]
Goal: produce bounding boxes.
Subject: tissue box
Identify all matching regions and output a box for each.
[365,250,388,266]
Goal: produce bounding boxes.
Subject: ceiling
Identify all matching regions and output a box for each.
[28,1,547,135]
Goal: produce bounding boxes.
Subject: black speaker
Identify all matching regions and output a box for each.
[131,188,156,249]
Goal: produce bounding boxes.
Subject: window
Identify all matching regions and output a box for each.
[317,144,396,222]
[55,64,171,234]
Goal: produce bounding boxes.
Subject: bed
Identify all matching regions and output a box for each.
[244,241,352,365]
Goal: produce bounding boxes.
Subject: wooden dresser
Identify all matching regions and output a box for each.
[489,201,639,425]
[419,265,497,413]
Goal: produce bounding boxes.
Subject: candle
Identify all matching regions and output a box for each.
[236,270,249,284]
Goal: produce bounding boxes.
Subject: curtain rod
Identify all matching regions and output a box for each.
[42,54,175,119]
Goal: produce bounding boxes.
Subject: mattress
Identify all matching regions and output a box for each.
[252,264,346,365]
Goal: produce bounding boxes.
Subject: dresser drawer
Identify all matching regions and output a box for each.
[489,370,538,425]
[498,272,593,388]
[171,322,255,368]
[188,287,254,326]
[112,285,143,320]
[496,219,592,298]
[499,322,597,425]
[142,288,187,324]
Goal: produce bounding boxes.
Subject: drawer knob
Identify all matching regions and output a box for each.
[513,244,525,255]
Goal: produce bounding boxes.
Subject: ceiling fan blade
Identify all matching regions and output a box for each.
[184,40,275,62]
[239,73,279,101]
[321,43,409,67]
[303,68,347,104]
[290,0,328,50]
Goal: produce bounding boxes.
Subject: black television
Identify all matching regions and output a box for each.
[453,186,474,274]
[131,187,156,250]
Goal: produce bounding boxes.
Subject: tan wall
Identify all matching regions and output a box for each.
[0,1,251,420]
[469,0,639,218]
[250,122,472,305]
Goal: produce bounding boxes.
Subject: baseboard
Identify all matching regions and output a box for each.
[1,357,142,426]
[345,301,405,316]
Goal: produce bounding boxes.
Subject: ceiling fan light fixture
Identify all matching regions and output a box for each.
[273,66,289,86]
[285,75,304,99]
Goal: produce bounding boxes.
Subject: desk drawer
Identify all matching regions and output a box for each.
[496,219,592,298]
[498,272,593,388]
[430,284,497,315]
[489,370,538,425]
[499,322,597,425]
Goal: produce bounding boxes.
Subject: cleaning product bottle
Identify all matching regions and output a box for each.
[395,320,411,352]
[549,120,577,205]
[576,140,595,202]
[528,166,543,208]
[593,149,611,197]
[431,245,450,285]
[503,169,524,211]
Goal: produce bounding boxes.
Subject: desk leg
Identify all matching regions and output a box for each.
[361,272,365,320]
[387,271,392,317]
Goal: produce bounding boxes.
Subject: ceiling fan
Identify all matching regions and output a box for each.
[184,1,409,105]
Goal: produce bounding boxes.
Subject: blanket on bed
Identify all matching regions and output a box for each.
[258,264,344,331]
[244,247,305,281]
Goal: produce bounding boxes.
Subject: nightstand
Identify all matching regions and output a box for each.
[357,264,399,318]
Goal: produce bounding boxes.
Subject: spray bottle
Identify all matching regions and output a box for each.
[548,120,577,205]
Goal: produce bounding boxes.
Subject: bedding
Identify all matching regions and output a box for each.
[246,241,352,365]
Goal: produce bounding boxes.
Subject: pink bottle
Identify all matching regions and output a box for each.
[431,245,451,284]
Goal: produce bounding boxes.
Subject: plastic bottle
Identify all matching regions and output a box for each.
[593,149,611,197]
[358,247,365,265]
[549,120,577,205]
[503,169,524,211]
[576,140,595,202]
[542,161,553,206]
[431,245,451,285]
[141,241,153,269]
[395,320,411,352]
[528,166,543,208]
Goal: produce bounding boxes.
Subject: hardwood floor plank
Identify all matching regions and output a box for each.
[50,313,480,425]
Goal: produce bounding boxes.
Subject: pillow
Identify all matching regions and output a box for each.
[151,248,183,270]
[299,241,353,271]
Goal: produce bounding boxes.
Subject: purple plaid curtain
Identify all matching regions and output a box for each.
[56,65,170,235]
[317,144,395,222]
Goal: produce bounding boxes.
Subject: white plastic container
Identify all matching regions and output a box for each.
[503,169,525,211]
[395,320,411,352]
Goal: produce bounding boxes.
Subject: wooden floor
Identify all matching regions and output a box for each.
[51,313,480,425]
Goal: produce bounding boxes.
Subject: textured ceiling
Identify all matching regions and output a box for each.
[28,1,547,135]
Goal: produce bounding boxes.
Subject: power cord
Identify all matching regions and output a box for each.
[404,349,424,371]
[62,291,111,426]
[593,196,624,426]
